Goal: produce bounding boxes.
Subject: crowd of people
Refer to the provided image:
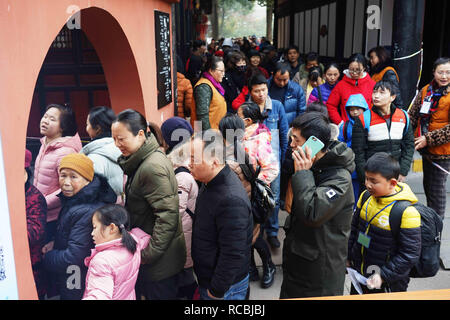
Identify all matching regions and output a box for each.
[23,35,450,300]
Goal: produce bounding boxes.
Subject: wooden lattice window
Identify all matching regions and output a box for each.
[51,26,72,49]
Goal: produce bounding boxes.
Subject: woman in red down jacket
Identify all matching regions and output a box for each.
[326,53,376,125]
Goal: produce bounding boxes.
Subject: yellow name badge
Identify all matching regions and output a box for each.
[357,232,371,249]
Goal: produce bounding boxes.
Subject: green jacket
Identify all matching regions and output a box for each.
[118,135,186,282]
[281,140,355,299]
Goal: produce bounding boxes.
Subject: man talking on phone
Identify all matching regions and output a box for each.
[280,112,356,299]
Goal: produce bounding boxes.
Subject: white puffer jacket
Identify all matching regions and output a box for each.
[81,137,124,196]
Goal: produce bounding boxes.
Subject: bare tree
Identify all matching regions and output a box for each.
[210,0,254,38]
[252,0,274,41]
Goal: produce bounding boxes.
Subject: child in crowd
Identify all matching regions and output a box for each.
[352,80,414,187]
[347,152,421,293]
[338,94,369,203]
[83,204,150,300]
[301,65,324,102]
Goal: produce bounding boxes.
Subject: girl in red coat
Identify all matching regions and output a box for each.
[326,53,376,125]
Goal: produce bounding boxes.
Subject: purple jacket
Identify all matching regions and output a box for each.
[307,82,337,105]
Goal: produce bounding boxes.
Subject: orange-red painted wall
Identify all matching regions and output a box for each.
[0,0,177,299]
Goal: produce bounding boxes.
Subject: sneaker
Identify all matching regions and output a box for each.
[267,236,280,249]
[261,263,276,289]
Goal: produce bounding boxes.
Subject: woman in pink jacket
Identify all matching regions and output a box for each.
[34,104,82,241]
[83,204,150,300]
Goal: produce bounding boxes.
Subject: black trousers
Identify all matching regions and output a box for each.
[251,228,273,268]
[135,272,180,300]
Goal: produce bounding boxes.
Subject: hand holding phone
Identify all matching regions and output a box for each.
[301,136,324,158]
[292,136,324,172]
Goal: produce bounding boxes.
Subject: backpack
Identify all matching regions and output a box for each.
[239,154,276,224]
[390,201,443,278]
[360,191,443,278]
[174,166,195,220]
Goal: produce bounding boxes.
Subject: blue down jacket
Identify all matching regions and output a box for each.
[338,93,370,149]
[43,174,117,300]
[268,78,306,125]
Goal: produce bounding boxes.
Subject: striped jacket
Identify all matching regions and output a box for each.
[352,104,415,184]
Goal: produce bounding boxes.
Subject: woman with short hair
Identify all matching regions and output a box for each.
[191,55,227,130]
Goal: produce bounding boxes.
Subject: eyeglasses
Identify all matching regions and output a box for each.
[215,69,225,74]
[349,68,363,74]
[436,70,450,77]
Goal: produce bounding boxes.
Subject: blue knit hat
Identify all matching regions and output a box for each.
[161,117,194,152]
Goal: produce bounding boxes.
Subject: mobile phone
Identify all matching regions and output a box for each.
[298,135,325,158]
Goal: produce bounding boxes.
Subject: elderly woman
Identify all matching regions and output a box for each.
[161,116,198,300]
[42,153,117,300]
[191,55,227,131]
[409,57,450,219]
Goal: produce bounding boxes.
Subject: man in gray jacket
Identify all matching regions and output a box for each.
[280,112,355,299]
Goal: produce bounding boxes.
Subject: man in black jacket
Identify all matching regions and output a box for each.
[189,130,253,300]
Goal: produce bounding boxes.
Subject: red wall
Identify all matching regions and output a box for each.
[0,0,177,299]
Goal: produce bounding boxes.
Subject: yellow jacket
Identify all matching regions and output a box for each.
[348,182,422,288]
[356,183,421,231]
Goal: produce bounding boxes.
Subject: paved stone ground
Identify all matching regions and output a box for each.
[250,164,450,300]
